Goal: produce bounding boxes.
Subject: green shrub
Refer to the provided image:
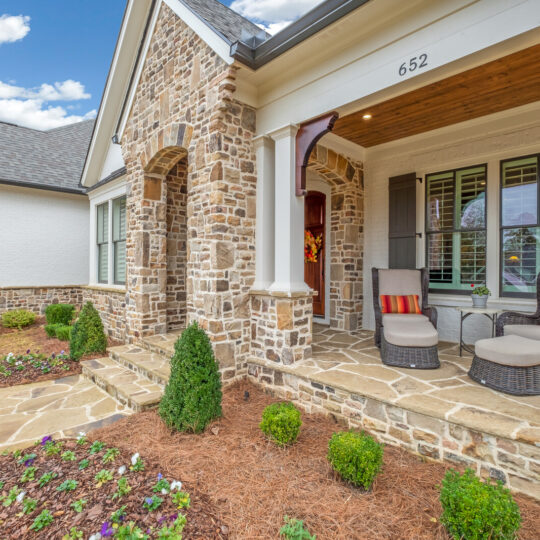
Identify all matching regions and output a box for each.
[327,431,383,490]
[55,325,72,341]
[159,322,222,433]
[2,309,36,329]
[260,402,302,447]
[440,468,521,540]
[69,302,107,361]
[44,324,61,338]
[45,303,75,325]
[280,516,315,539]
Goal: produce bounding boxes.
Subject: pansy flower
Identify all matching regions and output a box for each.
[40,435,52,446]
[170,480,182,491]
[131,452,139,465]
[100,521,114,537]
[118,465,126,475]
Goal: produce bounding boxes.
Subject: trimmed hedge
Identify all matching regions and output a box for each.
[1,309,36,329]
[440,468,521,539]
[55,325,72,341]
[159,322,222,433]
[69,302,107,361]
[327,431,383,490]
[260,402,302,447]
[45,304,75,326]
[44,324,61,338]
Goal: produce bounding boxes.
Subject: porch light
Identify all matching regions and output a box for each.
[362,113,372,120]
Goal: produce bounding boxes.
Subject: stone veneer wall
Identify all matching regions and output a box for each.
[121,3,257,379]
[247,362,540,500]
[81,287,127,342]
[166,162,188,331]
[250,292,313,367]
[308,145,364,331]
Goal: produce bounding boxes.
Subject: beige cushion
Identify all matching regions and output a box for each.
[475,335,540,367]
[383,318,438,347]
[504,324,540,341]
[383,314,428,325]
[378,269,422,307]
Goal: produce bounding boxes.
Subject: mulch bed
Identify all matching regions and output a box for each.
[0,438,226,539]
[0,318,120,388]
[91,381,540,540]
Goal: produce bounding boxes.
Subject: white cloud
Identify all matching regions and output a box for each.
[0,14,30,44]
[230,0,322,25]
[0,98,96,130]
[256,21,292,36]
[0,79,90,101]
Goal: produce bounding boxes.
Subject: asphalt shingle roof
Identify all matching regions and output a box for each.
[0,119,94,194]
[181,0,269,44]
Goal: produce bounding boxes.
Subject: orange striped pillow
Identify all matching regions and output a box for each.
[380,294,421,314]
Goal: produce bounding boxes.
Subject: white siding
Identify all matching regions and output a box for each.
[0,185,89,286]
[363,104,540,342]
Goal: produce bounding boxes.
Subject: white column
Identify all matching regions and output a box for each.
[253,135,275,289]
[269,124,310,293]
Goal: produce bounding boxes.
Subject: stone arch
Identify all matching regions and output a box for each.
[141,123,193,174]
[306,144,364,331]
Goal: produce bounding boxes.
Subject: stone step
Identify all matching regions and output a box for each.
[109,344,170,387]
[141,332,180,357]
[81,357,164,412]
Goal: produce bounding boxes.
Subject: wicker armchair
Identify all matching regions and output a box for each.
[496,272,540,337]
[372,267,438,348]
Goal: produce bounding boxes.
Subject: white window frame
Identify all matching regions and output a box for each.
[89,179,127,289]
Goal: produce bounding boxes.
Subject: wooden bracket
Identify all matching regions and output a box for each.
[295,112,339,196]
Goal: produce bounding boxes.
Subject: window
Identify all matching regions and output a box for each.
[426,165,487,292]
[500,155,539,297]
[95,196,126,286]
[112,197,126,285]
[96,202,108,284]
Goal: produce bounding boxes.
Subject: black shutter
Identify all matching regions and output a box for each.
[389,172,417,269]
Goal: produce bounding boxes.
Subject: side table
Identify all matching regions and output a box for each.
[456,307,501,356]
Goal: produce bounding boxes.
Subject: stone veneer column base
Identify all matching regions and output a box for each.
[246,360,540,501]
[250,290,313,366]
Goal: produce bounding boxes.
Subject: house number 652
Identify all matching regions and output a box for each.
[398,53,428,76]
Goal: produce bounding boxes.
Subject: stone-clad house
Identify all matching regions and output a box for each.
[2,0,540,498]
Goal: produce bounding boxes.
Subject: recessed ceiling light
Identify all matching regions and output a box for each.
[362,113,372,120]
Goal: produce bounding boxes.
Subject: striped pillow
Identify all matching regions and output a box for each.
[380,294,421,314]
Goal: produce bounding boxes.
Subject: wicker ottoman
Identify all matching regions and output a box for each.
[469,335,540,395]
[381,318,439,369]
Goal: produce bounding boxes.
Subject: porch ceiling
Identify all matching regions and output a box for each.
[333,43,540,147]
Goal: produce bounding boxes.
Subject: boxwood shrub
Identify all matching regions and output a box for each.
[45,304,75,326]
[69,302,107,361]
[327,431,383,490]
[44,324,61,338]
[2,309,36,329]
[55,325,72,341]
[260,402,302,447]
[440,468,521,540]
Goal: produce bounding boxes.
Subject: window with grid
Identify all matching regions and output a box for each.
[426,165,487,292]
[113,196,126,285]
[96,202,109,284]
[500,155,539,297]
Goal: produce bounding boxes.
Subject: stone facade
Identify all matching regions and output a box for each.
[247,361,540,500]
[308,145,364,331]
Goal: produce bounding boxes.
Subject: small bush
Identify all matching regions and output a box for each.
[280,516,315,540]
[260,402,302,447]
[2,309,36,329]
[44,324,61,338]
[55,325,72,341]
[440,468,521,540]
[159,322,222,433]
[45,303,75,326]
[327,431,383,490]
[69,302,107,361]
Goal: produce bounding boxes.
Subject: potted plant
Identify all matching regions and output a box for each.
[471,284,490,308]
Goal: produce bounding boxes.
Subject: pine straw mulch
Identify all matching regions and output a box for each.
[0,438,227,539]
[91,381,540,539]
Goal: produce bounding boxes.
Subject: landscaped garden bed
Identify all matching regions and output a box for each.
[0,435,226,538]
[90,381,540,539]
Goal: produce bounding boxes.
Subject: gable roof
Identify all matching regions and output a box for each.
[0,119,94,194]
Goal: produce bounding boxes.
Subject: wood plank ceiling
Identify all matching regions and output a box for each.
[333,43,540,147]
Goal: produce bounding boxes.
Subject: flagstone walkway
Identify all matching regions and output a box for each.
[0,374,130,452]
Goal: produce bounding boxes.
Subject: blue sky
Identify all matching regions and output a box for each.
[0,1,320,130]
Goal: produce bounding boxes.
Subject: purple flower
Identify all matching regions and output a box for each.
[100,522,114,537]
[145,497,153,505]
[40,435,52,445]
[26,349,30,354]
[60,350,65,355]
[169,513,178,522]
[157,473,163,480]
[24,458,35,467]
[51,353,56,359]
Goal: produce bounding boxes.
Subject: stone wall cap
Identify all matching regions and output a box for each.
[82,285,126,295]
[249,288,316,298]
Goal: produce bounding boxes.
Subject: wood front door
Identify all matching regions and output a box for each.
[304,191,326,317]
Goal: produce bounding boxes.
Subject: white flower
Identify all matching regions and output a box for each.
[89,534,102,540]
[7,352,14,358]
[77,431,86,440]
[161,488,168,495]
[16,491,26,503]
[170,480,182,491]
[130,452,139,465]
[118,465,126,475]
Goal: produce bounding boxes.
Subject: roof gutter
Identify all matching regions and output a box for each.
[0,178,87,196]
[231,0,371,70]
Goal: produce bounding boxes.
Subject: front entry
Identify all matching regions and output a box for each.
[304,191,326,316]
